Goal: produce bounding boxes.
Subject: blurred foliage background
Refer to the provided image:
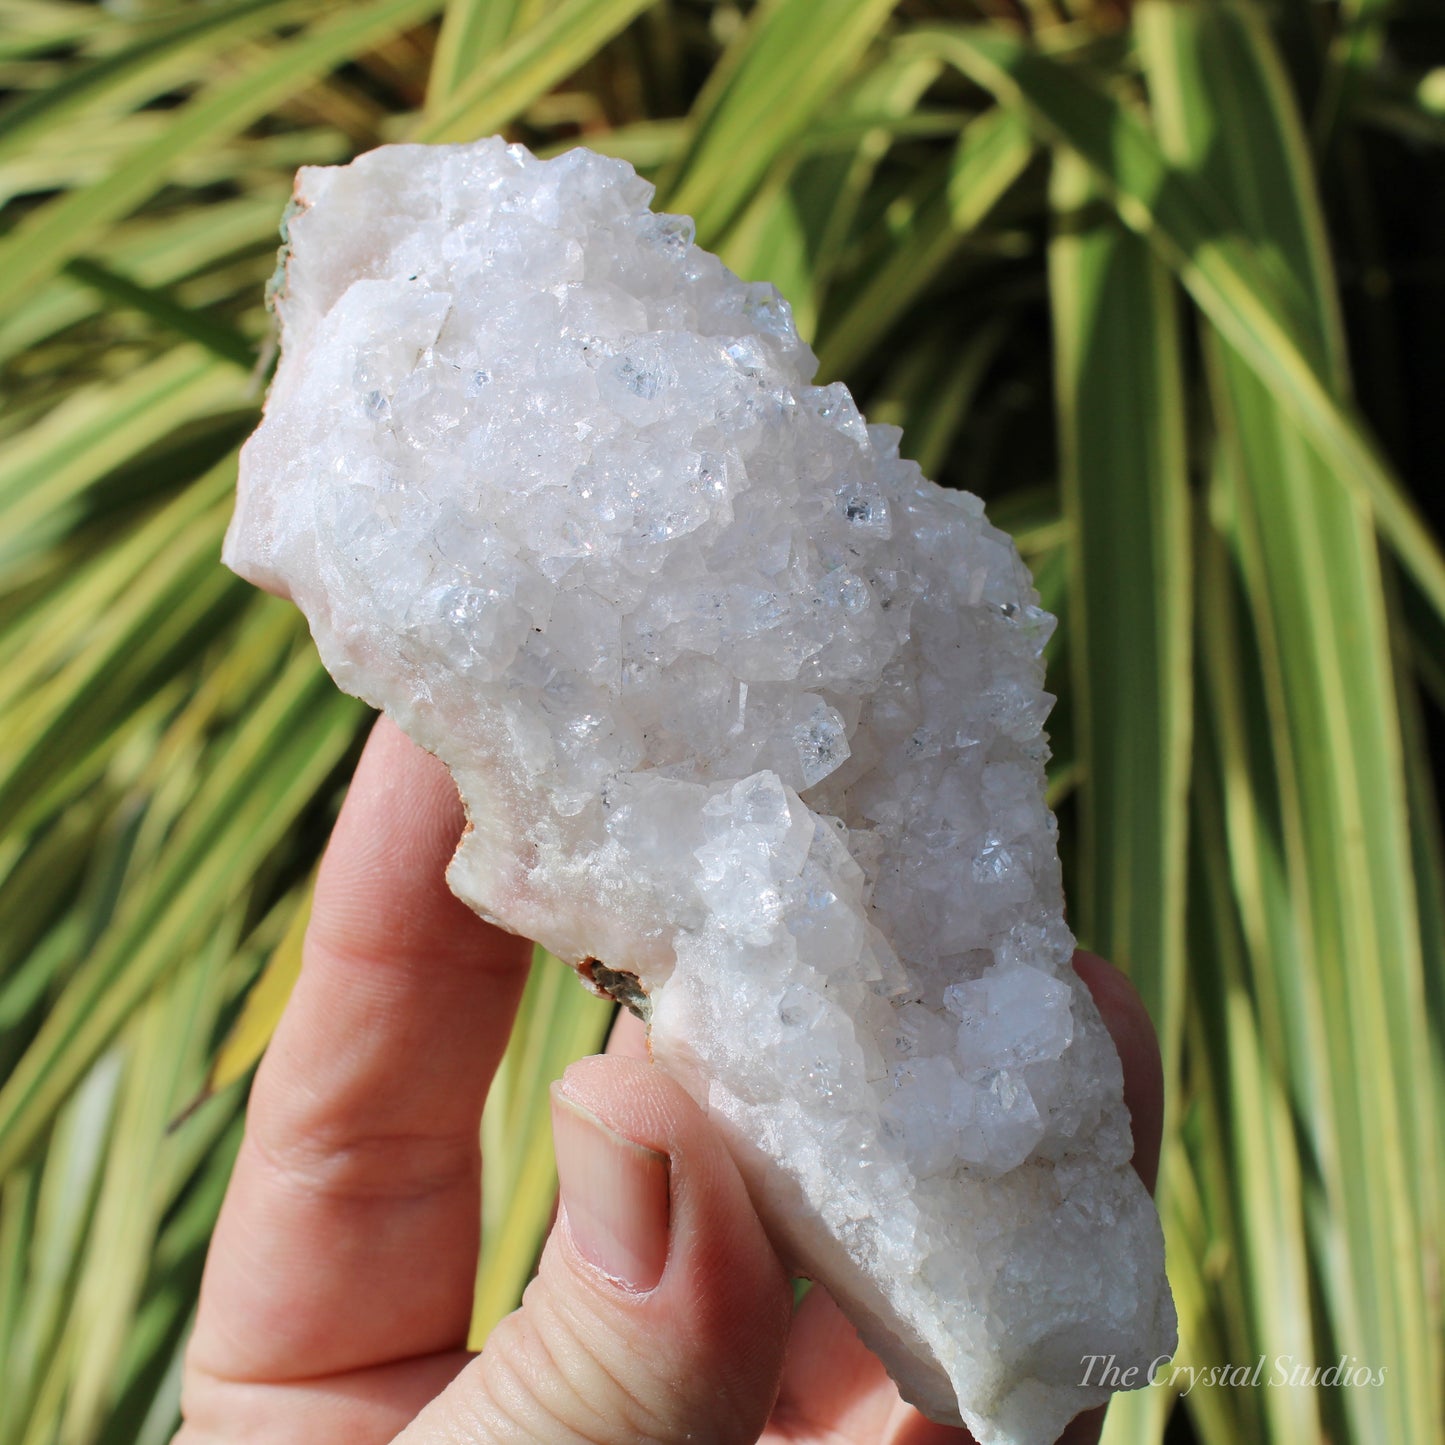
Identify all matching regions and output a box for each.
[1,0,1442,1441]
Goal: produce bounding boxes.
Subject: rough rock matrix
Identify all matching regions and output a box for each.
[225,138,1175,1444]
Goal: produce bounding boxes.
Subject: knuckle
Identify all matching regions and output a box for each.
[244,1119,479,1205]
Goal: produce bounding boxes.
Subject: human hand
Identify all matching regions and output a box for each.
[175,717,1164,1445]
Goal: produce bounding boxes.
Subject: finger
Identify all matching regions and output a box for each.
[605,1005,649,1061]
[657,975,864,1440]
[176,1350,473,1445]
[396,1055,794,1445]
[771,949,1163,1444]
[185,717,532,1400]
[771,1290,1105,1445]
[1070,950,1164,1193]
[766,1286,943,1443]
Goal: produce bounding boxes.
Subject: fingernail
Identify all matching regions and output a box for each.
[551,1086,670,1292]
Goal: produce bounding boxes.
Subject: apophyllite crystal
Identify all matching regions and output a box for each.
[225,138,1175,1444]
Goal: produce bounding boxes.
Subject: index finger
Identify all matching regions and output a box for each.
[186,717,532,1388]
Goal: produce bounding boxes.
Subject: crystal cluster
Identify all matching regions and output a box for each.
[225,139,1175,1444]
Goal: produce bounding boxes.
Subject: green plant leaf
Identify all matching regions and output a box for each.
[61,260,255,368]
[0,191,284,366]
[715,51,943,338]
[0,0,332,175]
[55,916,237,1443]
[0,638,364,1178]
[428,0,525,108]
[1192,514,1326,1444]
[661,0,902,243]
[471,950,612,1342]
[1138,5,1441,1439]
[816,103,1032,381]
[197,878,313,1102]
[1047,149,1190,1103]
[0,0,445,317]
[904,21,1445,628]
[0,350,247,559]
[413,0,656,143]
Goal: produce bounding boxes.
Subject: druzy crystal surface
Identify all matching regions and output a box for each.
[225,139,1175,1444]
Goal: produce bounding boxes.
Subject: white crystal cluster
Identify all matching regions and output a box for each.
[225,139,1175,1444]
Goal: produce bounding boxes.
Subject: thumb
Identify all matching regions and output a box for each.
[397,1054,794,1445]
